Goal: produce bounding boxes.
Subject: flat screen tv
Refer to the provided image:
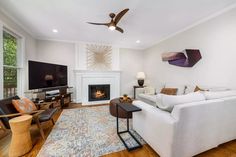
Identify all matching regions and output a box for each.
[29,60,68,90]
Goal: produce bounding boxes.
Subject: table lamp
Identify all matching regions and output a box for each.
[136,72,145,86]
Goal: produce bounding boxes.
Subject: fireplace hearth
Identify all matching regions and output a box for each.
[88,84,110,101]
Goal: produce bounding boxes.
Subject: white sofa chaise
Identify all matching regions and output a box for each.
[133,94,236,157]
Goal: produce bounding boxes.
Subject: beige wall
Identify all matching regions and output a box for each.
[120,48,144,97]
[144,7,236,88]
[35,40,75,88]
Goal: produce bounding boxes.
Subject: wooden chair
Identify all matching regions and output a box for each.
[0,96,58,140]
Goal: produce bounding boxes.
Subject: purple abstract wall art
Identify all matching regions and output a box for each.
[161,49,202,67]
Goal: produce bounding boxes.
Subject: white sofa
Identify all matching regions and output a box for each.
[133,93,236,157]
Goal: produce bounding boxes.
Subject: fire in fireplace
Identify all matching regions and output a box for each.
[88,84,110,101]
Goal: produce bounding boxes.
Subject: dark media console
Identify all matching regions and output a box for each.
[33,87,72,108]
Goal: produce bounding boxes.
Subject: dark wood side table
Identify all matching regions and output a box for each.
[116,103,142,151]
[133,85,146,99]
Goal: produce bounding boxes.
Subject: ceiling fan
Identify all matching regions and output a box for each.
[87,8,129,33]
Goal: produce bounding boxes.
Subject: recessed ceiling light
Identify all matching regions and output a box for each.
[52,29,58,33]
[136,40,141,43]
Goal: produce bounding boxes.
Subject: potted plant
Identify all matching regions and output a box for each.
[123,94,128,101]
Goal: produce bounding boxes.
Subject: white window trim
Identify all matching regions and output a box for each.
[0,20,25,98]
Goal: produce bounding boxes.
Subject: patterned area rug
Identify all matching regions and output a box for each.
[37,105,145,157]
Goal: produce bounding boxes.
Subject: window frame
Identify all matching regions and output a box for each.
[0,21,25,99]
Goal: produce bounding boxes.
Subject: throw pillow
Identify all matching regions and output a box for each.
[12,97,37,113]
[194,86,209,92]
[156,92,206,112]
[184,85,196,94]
[160,88,178,95]
[144,87,155,95]
[165,83,186,95]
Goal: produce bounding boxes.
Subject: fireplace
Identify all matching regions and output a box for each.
[88,84,110,101]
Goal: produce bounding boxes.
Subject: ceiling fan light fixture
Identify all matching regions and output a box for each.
[88,8,129,33]
[108,25,116,31]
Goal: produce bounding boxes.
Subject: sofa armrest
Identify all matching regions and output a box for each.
[132,100,176,157]
[0,110,45,118]
[170,99,227,157]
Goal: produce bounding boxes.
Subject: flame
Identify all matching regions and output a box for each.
[95,90,105,98]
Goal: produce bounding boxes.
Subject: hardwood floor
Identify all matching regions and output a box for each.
[1,103,236,157]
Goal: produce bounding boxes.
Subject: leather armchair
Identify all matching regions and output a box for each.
[0,96,58,139]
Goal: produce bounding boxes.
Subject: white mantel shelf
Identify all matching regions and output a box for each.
[74,70,121,73]
[74,70,120,105]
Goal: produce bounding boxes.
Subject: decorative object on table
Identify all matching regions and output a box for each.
[136,72,146,86]
[116,103,143,151]
[119,94,133,103]
[37,106,145,157]
[8,115,33,157]
[86,44,112,70]
[162,49,202,67]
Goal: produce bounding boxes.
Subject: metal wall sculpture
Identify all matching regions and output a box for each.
[86,44,112,70]
[162,49,202,67]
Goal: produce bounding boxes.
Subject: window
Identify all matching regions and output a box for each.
[3,31,18,98]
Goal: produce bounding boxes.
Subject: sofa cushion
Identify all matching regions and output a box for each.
[138,94,157,106]
[39,108,58,122]
[204,90,236,100]
[144,87,155,95]
[160,88,178,95]
[156,92,206,112]
[165,83,186,95]
[208,87,230,92]
[138,94,157,102]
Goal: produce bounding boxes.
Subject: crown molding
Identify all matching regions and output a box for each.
[0,7,36,38]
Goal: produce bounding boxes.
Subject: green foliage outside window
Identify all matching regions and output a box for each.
[3,31,17,66]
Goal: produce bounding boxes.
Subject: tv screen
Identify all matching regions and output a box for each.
[29,60,68,90]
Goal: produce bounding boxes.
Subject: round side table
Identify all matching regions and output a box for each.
[9,115,33,157]
[109,98,133,118]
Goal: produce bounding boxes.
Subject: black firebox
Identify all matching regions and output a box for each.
[88,84,110,101]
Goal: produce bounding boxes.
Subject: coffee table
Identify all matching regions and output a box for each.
[116,103,142,151]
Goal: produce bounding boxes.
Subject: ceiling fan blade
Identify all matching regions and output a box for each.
[115,26,124,33]
[114,8,129,24]
[87,22,109,26]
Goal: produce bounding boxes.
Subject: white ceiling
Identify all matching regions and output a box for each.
[0,0,236,49]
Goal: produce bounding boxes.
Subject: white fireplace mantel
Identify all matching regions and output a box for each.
[74,70,120,105]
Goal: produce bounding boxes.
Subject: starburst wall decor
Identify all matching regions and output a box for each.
[86,44,112,70]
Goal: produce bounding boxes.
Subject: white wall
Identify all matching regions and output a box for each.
[0,10,37,94]
[35,40,76,88]
[120,48,144,97]
[144,8,236,88]
[35,41,143,99]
